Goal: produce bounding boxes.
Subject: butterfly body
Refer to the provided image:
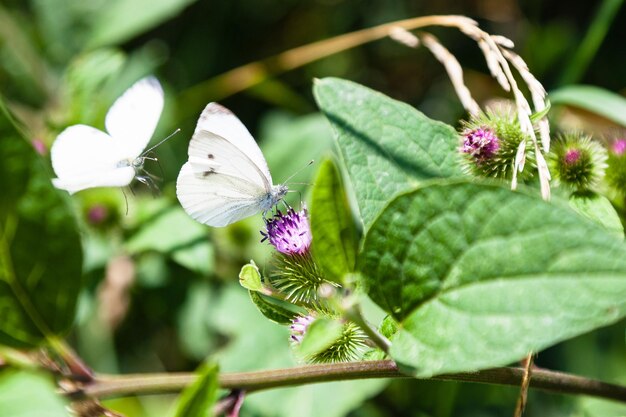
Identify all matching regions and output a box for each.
[177,103,287,227]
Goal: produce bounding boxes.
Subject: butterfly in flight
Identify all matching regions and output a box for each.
[176,103,288,227]
[51,76,164,193]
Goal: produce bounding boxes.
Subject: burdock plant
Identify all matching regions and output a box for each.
[260,205,366,363]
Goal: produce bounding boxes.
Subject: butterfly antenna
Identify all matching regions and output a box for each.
[141,128,181,156]
[282,160,314,185]
[121,189,129,216]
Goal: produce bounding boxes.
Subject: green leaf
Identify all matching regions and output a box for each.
[550,85,626,127]
[249,291,299,325]
[310,158,359,283]
[260,111,333,185]
[360,179,626,377]
[126,207,206,254]
[298,318,343,358]
[173,361,219,417]
[87,0,199,48]
[172,241,214,276]
[239,261,263,292]
[569,193,624,239]
[0,370,69,417]
[313,78,463,229]
[0,98,83,348]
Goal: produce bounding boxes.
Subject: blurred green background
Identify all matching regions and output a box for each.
[1,0,625,416]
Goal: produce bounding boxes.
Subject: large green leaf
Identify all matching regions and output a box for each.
[313,78,463,229]
[310,158,359,283]
[360,179,626,377]
[550,84,626,127]
[0,370,69,417]
[0,99,82,348]
[173,361,219,417]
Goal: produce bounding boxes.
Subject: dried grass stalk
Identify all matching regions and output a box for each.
[417,32,480,116]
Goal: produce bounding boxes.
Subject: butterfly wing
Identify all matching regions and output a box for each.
[176,161,268,227]
[191,103,272,184]
[51,125,134,194]
[105,76,164,159]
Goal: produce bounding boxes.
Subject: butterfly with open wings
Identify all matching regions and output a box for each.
[51,76,164,194]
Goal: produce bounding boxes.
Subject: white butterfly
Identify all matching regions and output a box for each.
[51,76,164,193]
[176,103,288,227]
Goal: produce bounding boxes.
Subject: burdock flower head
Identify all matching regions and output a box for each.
[261,206,312,255]
[548,132,607,192]
[607,137,626,195]
[459,107,535,181]
[289,314,315,344]
[462,127,500,163]
[261,205,330,305]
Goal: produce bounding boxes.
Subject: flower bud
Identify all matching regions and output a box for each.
[548,133,606,192]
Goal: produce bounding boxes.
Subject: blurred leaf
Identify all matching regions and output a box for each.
[360,179,626,377]
[173,361,219,417]
[172,241,214,276]
[0,370,69,417]
[259,112,334,188]
[298,317,343,358]
[558,0,624,85]
[126,206,206,254]
[87,0,199,48]
[0,5,50,98]
[214,285,388,417]
[249,291,298,325]
[177,282,216,360]
[239,261,263,292]
[313,78,463,229]
[62,48,126,125]
[569,193,624,238]
[310,158,359,283]
[31,0,100,62]
[550,85,626,127]
[0,98,83,348]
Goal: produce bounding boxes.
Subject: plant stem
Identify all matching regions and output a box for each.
[84,360,626,403]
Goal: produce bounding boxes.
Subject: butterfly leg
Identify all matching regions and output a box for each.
[136,175,160,197]
[144,151,165,180]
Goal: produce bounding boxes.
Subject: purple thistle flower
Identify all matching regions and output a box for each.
[261,206,312,255]
[289,314,315,344]
[564,149,582,165]
[612,139,626,156]
[462,127,500,163]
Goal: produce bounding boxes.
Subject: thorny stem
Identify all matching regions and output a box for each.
[83,360,626,403]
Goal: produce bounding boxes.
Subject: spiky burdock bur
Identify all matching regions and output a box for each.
[607,138,626,195]
[548,133,607,192]
[290,316,368,363]
[309,322,368,363]
[270,252,337,306]
[261,206,337,307]
[460,109,536,181]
